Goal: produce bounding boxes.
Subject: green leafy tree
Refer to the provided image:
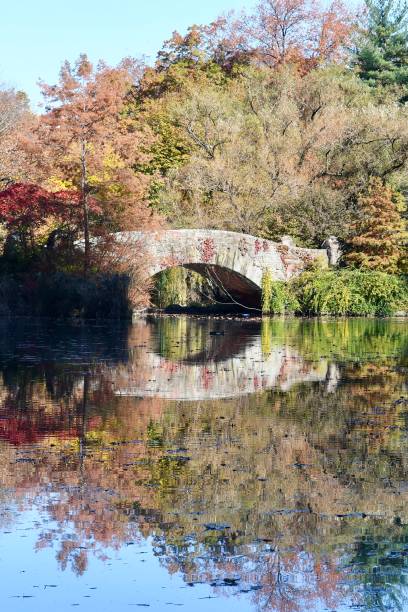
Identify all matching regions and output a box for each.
[356,0,408,97]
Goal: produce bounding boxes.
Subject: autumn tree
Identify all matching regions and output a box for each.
[151,1,353,77]
[156,27,207,72]
[346,177,407,272]
[153,20,249,77]
[0,182,100,262]
[136,1,354,224]
[0,183,56,257]
[202,14,252,71]
[145,1,353,84]
[158,65,408,244]
[37,54,154,273]
[240,0,353,72]
[0,87,34,186]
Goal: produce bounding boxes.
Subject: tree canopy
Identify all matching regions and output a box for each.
[0,0,407,297]
[356,0,408,96]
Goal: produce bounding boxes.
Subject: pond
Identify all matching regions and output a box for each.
[0,316,407,612]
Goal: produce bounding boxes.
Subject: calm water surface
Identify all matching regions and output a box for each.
[0,316,407,612]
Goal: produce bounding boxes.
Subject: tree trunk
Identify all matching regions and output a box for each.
[79,372,89,470]
[81,139,90,275]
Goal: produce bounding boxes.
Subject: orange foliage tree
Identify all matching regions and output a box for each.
[147,0,353,80]
[245,0,354,71]
[36,54,155,272]
[0,88,35,186]
[347,177,408,273]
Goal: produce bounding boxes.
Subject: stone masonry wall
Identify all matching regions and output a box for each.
[116,229,328,290]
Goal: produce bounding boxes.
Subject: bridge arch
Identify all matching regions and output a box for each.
[152,263,264,308]
[115,229,328,307]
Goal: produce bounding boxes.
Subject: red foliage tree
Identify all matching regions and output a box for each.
[0,182,100,256]
[0,183,55,233]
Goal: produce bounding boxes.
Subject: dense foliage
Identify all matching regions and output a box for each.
[346,177,407,272]
[292,268,408,315]
[262,268,408,315]
[355,0,408,98]
[0,0,407,315]
[262,270,299,314]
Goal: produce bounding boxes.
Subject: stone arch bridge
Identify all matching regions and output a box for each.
[116,229,329,307]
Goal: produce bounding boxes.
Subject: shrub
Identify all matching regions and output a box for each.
[153,267,189,308]
[262,270,299,314]
[262,268,407,316]
[292,270,408,316]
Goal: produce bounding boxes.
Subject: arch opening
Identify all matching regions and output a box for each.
[151,264,262,311]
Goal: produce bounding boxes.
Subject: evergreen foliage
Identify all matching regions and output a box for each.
[356,0,408,96]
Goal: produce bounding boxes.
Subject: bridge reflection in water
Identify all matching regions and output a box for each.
[0,317,407,611]
[114,317,338,400]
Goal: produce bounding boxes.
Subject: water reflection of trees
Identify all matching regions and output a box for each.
[0,318,406,610]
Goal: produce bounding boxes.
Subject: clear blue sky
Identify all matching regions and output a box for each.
[1,0,256,109]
